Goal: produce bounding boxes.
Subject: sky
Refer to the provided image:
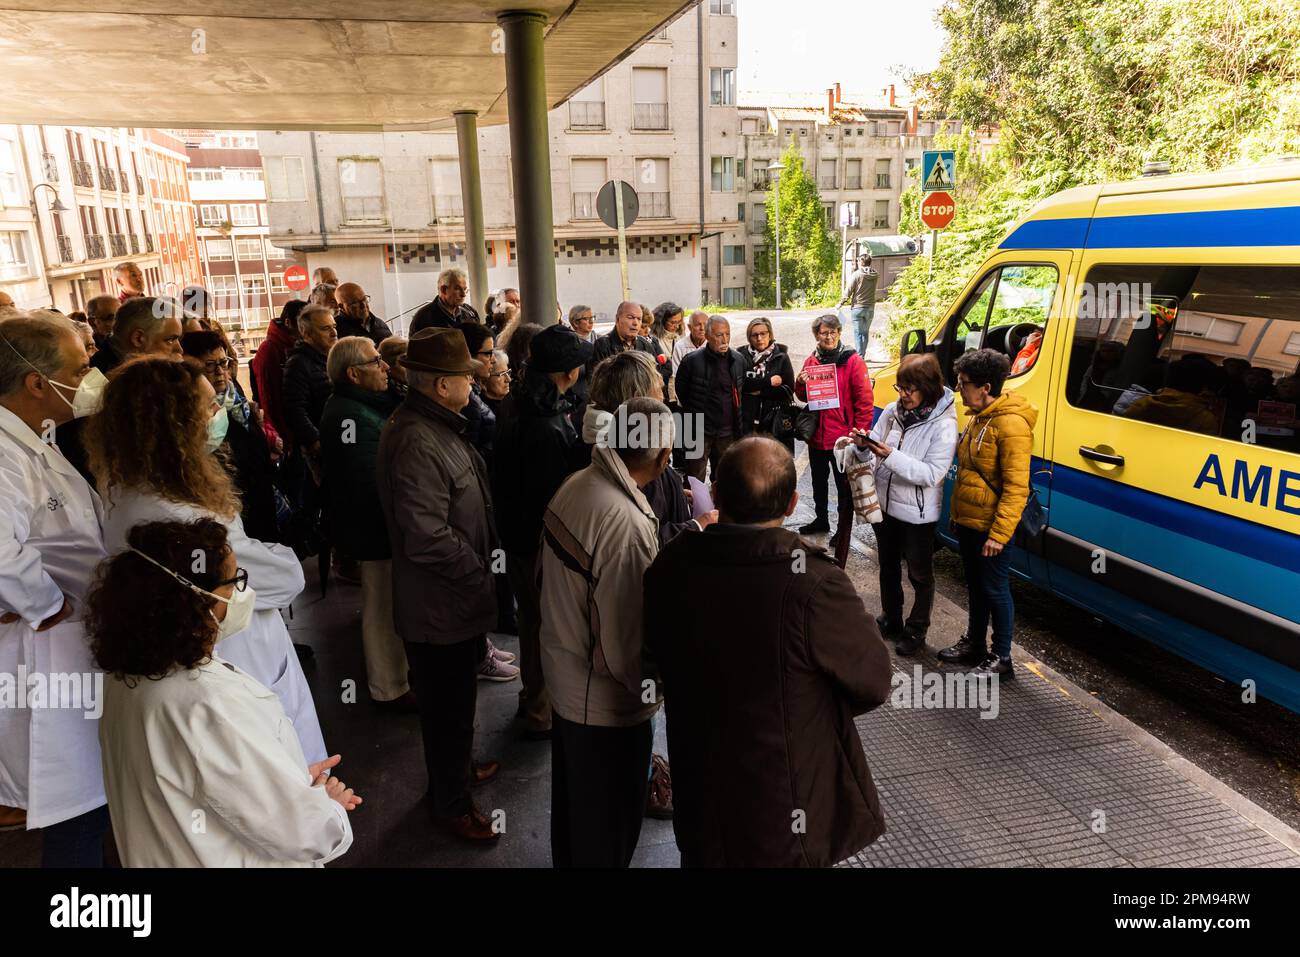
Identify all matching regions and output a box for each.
[736,0,948,104]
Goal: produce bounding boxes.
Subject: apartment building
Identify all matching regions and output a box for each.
[259,0,740,325]
[183,130,307,345]
[0,125,200,312]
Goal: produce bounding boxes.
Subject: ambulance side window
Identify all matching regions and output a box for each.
[1066,264,1300,456]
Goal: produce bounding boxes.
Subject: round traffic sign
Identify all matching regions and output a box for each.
[284,265,310,291]
[920,191,956,230]
[596,180,639,230]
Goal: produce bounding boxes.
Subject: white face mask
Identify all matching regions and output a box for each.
[49,367,107,418]
[129,547,258,643]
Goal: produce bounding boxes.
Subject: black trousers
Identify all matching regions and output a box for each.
[874,513,938,636]
[550,712,652,868]
[808,446,853,529]
[405,635,485,818]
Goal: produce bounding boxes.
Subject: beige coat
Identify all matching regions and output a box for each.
[539,444,662,728]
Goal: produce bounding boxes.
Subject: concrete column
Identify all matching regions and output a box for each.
[498,10,557,326]
[453,110,490,317]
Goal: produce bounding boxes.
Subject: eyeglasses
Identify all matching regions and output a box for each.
[351,355,385,370]
[894,383,918,395]
[215,567,249,592]
[489,369,510,379]
[203,358,236,373]
[475,349,494,359]
[342,296,371,308]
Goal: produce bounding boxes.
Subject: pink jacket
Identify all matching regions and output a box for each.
[795,348,874,450]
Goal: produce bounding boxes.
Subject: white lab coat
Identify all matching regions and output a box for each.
[0,406,107,829]
[100,653,352,867]
[100,488,328,765]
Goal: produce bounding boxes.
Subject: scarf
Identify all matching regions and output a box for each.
[745,344,777,379]
[220,381,251,427]
[898,402,935,429]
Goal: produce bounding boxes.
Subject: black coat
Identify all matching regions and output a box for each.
[675,346,745,437]
[410,297,480,334]
[223,409,280,544]
[491,369,585,555]
[281,341,331,448]
[587,330,659,374]
[463,385,497,468]
[739,344,796,436]
[335,311,393,347]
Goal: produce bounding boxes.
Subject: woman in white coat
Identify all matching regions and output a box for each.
[87,517,359,866]
[852,353,958,656]
[83,356,328,764]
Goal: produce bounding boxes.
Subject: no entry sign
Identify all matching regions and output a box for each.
[284,265,310,291]
[920,191,956,230]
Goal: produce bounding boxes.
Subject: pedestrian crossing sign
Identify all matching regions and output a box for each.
[922,150,956,193]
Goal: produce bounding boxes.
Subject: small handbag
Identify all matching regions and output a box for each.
[793,405,820,443]
[968,457,1045,547]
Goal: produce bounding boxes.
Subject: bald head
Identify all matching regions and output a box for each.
[714,436,798,526]
[0,291,14,309]
[614,300,642,340]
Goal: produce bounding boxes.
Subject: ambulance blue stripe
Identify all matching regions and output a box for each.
[999,205,1300,250]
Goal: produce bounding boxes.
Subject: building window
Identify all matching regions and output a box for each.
[571,158,606,220]
[0,141,22,206]
[266,156,306,201]
[0,231,31,280]
[722,287,746,306]
[873,199,889,229]
[883,121,901,136]
[568,80,605,129]
[270,272,290,293]
[429,158,464,220]
[818,159,836,189]
[206,239,233,261]
[845,201,861,226]
[701,246,710,278]
[241,276,267,297]
[875,159,891,189]
[822,202,835,229]
[235,238,263,260]
[710,156,734,192]
[215,133,258,149]
[632,68,669,130]
[845,158,862,190]
[737,203,745,221]
[751,202,767,234]
[210,274,239,306]
[229,203,258,226]
[800,127,807,136]
[723,244,745,265]
[265,240,290,260]
[635,157,671,217]
[338,158,385,223]
[710,68,736,106]
[709,0,736,13]
[736,159,745,179]
[199,204,226,226]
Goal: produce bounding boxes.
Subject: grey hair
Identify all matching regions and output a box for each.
[811,312,841,334]
[590,350,659,411]
[297,304,334,336]
[308,283,337,308]
[407,367,450,396]
[0,312,76,397]
[608,396,674,469]
[492,349,509,371]
[568,304,592,324]
[377,336,407,367]
[437,268,467,290]
[707,315,730,333]
[326,336,374,386]
[113,296,178,348]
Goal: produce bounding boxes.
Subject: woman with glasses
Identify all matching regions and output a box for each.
[89,518,360,867]
[181,330,281,543]
[793,313,874,567]
[739,317,796,452]
[83,357,328,765]
[850,353,956,655]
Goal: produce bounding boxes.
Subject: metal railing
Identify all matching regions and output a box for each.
[342,196,385,222]
[99,166,118,191]
[640,191,670,218]
[109,233,127,257]
[572,191,597,219]
[136,174,145,194]
[749,218,767,235]
[873,217,889,229]
[41,153,59,182]
[845,176,862,190]
[56,236,73,263]
[818,176,837,189]
[72,160,94,188]
[86,234,105,259]
[129,234,139,254]
[632,103,668,130]
[432,194,464,219]
[876,174,891,189]
[568,101,605,129]
[145,234,154,252]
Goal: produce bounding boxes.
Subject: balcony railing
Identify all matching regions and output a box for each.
[873,217,890,229]
[120,172,132,193]
[632,103,668,130]
[109,233,127,257]
[86,234,106,259]
[129,234,140,254]
[72,160,94,188]
[876,174,891,189]
[568,101,606,129]
[818,176,837,189]
[342,196,385,223]
[845,176,862,190]
[571,191,597,220]
[640,191,670,218]
[41,153,59,182]
[749,218,767,235]
[99,166,118,191]
[136,174,145,194]
[145,234,154,252]
[56,236,73,263]
[431,194,464,220]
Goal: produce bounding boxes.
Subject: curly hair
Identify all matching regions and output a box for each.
[83,356,240,518]
[651,302,683,340]
[86,519,230,680]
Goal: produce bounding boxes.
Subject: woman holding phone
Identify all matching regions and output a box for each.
[851,353,956,655]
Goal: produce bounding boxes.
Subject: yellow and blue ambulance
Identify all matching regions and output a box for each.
[881,159,1300,711]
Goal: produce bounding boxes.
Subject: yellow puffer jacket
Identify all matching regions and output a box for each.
[952,391,1039,544]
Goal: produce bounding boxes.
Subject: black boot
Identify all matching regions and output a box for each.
[799,517,830,534]
[973,654,1016,679]
[875,614,903,640]
[937,633,986,665]
[895,629,927,657]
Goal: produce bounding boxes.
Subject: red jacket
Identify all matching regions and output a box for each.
[795,347,874,450]
[251,320,297,451]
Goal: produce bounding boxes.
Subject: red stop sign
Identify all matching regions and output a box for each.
[921,191,956,230]
[284,265,309,291]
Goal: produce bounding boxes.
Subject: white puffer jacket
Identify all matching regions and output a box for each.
[854,388,958,525]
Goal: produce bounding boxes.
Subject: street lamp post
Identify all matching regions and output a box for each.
[767,161,785,309]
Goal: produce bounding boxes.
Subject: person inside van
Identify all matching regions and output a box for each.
[1123,354,1219,435]
[1075,339,1127,412]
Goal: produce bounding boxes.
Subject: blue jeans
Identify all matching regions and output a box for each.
[41,803,110,868]
[850,305,875,357]
[955,524,1015,659]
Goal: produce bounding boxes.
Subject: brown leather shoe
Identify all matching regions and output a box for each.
[0,804,26,831]
[646,754,673,819]
[471,760,500,787]
[434,804,501,844]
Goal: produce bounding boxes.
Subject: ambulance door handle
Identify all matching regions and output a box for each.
[1079,445,1125,466]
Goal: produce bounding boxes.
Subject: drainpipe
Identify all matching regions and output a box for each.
[697,1,706,298]
[309,132,327,253]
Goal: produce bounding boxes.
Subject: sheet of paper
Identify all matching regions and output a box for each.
[686,476,714,519]
[805,362,841,411]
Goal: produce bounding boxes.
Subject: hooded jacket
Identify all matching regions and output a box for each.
[794,345,874,450]
[644,524,891,866]
[539,444,662,728]
[855,387,958,525]
[951,390,1039,544]
[281,340,331,449]
[250,320,297,447]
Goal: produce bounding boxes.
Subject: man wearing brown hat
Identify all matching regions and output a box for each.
[376,327,503,843]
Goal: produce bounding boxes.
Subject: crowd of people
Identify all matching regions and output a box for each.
[0,263,1041,868]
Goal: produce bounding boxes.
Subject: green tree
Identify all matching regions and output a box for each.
[750,142,841,308]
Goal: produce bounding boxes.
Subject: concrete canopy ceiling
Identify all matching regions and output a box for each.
[0,1,695,131]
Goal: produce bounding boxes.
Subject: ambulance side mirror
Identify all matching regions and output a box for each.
[901,328,927,356]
